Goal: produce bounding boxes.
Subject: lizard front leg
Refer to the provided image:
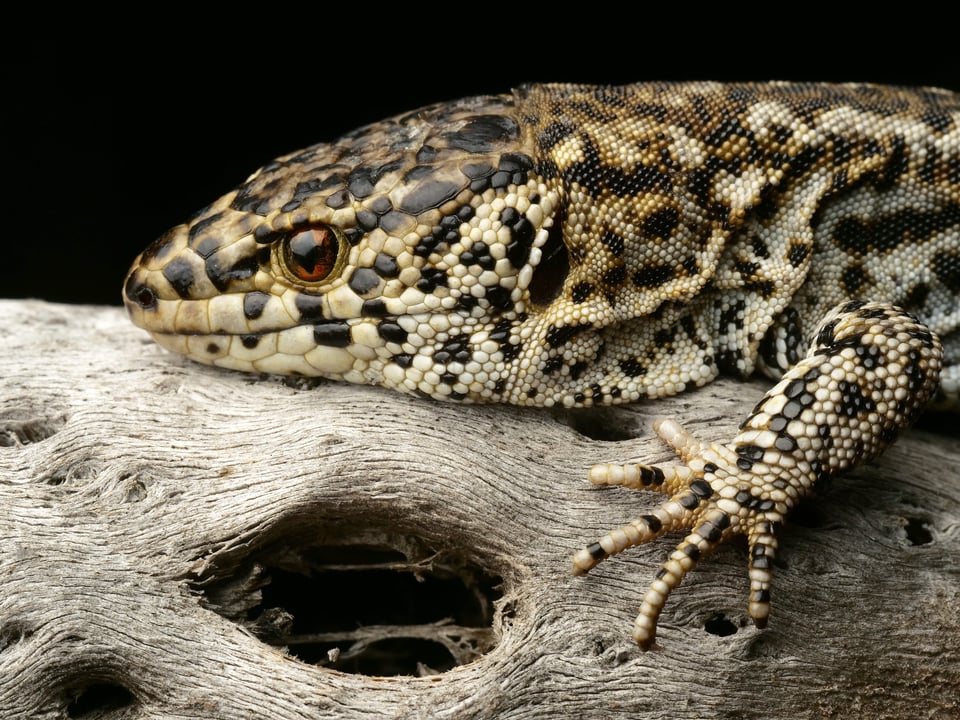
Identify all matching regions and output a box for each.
[572,300,944,649]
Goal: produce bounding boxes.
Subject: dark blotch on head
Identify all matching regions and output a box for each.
[348,267,380,295]
[194,237,221,259]
[295,293,325,321]
[313,322,351,347]
[243,291,270,320]
[162,257,196,298]
[841,264,867,294]
[443,115,520,153]
[399,180,466,215]
[206,255,259,292]
[787,242,811,267]
[377,322,407,344]
[362,299,389,317]
[373,253,400,277]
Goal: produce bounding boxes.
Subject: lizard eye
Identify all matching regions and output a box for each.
[279,224,346,284]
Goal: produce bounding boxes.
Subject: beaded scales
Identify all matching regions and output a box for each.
[123,82,958,647]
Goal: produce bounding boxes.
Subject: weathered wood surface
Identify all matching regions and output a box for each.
[1,298,958,719]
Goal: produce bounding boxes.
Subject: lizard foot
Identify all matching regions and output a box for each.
[572,301,943,649]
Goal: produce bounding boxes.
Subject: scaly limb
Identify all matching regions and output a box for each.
[573,301,943,648]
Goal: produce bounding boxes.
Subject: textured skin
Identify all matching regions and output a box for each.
[124,82,958,647]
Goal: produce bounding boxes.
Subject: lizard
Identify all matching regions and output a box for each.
[123,81,959,649]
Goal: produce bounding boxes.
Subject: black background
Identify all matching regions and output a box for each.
[5,25,958,306]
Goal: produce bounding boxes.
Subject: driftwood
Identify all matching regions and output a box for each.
[1,297,958,720]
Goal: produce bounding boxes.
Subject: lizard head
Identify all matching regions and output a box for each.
[124,92,570,403]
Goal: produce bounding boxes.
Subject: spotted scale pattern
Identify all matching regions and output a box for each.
[124,82,959,647]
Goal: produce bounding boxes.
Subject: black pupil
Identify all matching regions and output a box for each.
[287,227,338,280]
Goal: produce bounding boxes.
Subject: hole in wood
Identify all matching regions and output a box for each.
[556,407,646,441]
[903,516,933,545]
[703,613,738,638]
[0,411,66,447]
[197,537,503,677]
[65,682,135,718]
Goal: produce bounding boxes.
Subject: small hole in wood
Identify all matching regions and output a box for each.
[703,613,738,638]
[65,682,135,718]
[556,407,645,441]
[0,412,66,447]
[198,537,503,676]
[0,622,33,653]
[903,516,933,545]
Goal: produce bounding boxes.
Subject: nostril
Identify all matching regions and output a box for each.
[124,276,157,309]
[135,286,157,309]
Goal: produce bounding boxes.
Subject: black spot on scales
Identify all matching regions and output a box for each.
[633,265,675,288]
[540,356,563,375]
[602,265,626,286]
[206,255,259,292]
[601,230,625,257]
[484,286,513,309]
[443,115,521,153]
[162,257,195,298]
[416,268,448,292]
[373,253,400,278]
[571,282,593,303]
[641,207,680,239]
[933,250,960,293]
[545,323,591,348]
[619,359,647,377]
[243,292,269,320]
[194,237,221,259]
[399,180,466,215]
[295,293,325,321]
[378,322,407,344]
[348,268,380,295]
[361,299,390,317]
[313,322,351,347]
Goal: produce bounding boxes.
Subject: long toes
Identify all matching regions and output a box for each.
[747,521,779,627]
[632,511,733,647]
[572,511,675,575]
[587,462,696,494]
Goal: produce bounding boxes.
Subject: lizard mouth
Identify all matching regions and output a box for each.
[141,324,365,378]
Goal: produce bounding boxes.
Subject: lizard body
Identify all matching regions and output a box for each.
[124,82,958,648]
